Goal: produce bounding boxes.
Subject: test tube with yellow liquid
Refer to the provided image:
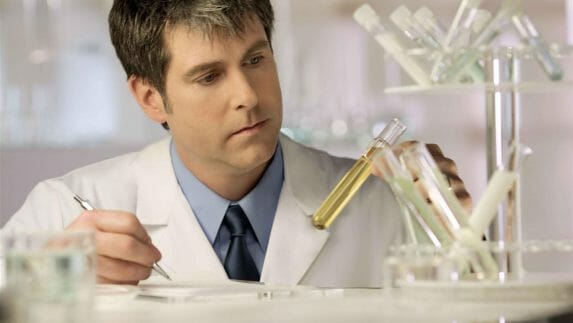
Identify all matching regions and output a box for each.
[312,119,407,229]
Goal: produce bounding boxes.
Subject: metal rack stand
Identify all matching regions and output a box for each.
[484,48,523,275]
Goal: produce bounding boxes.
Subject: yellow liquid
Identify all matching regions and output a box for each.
[312,147,377,229]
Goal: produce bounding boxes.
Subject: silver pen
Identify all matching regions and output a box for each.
[73,194,172,281]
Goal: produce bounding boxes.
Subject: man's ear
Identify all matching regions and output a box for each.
[128,76,168,124]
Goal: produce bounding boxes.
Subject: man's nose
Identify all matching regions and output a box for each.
[230,71,259,110]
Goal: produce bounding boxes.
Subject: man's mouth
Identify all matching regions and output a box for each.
[231,120,267,136]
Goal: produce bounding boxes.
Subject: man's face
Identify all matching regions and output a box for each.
[162,18,283,178]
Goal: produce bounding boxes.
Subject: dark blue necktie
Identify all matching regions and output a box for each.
[223,205,260,281]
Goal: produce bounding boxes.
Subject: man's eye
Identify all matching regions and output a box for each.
[198,73,219,85]
[249,55,264,65]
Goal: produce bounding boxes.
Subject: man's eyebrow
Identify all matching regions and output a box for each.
[183,61,223,81]
[182,40,270,81]
[241,39,271,61]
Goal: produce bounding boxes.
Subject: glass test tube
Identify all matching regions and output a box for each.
[439,0,522,83]
[431,0,484,83]
[413,6,484,83]
[311,119,407,230]
[376,143,495,279]
[511,12,564,81]
[354,4,431,86]
[373,146,447,247]
[414,7,447,46]
[444,0,483,49]
[469,143,532,236]
[390,5,441,50]
[401,143,499,279]
[400,143,471,238]
[471,9,493,37]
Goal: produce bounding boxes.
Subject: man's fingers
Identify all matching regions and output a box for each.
[97,277,140,285]
[96,255,152,284]
[66,210,162,285]
[89,210,152,244]
[454,190,473,213]
[68,210,152,245]
[95,231,160,266]
[443,173,473,211]
[425,143,444,159]
[443,173,464,191]
[436,157,459,175]
[387,140,475,215]
[425,143,473,212]
[445,173,471,200]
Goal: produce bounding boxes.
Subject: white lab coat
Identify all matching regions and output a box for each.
[3,134,402,287]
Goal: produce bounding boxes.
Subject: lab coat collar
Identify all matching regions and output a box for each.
[279,133,335,216]
[154,191,229,282]
[131,137,175,225]
[132,134,332,225]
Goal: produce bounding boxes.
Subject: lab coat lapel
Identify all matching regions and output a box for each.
[156,193,229,282]
[260,135,332,285]
[260,184,329,285]
[131,138,228,282]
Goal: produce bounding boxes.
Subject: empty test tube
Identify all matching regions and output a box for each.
[471,9,493,36]
[444,0,482,49]
[414,7,448,46]
[423,0,482,81]
[511,12,563,80]
[390,5,441,50]
[311,119,407,230]
[354,4,431,86]
[413,6,485,83]
[439,0,522,83]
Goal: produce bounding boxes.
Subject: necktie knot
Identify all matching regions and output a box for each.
[223,204,249,236]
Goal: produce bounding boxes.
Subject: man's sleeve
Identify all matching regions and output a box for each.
[2,179,79,234]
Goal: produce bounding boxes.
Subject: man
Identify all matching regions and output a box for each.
[2,0,469,287]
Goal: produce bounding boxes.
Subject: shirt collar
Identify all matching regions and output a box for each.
[170,140,284,252]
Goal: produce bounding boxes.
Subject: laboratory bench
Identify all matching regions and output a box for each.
[93,281,573,323]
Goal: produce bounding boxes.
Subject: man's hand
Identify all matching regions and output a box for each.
[373,141,473,213]
[395,141,473,213]
[66,210,161,285]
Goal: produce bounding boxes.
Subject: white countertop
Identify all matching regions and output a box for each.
[93,282,573,323]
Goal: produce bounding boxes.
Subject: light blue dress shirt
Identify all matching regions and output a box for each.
[170,140,284,273]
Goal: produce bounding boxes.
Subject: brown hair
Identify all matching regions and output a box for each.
[108,1,275,128]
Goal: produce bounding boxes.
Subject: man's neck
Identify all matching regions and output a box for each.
[193,163,269,201]
[174,151,271,202]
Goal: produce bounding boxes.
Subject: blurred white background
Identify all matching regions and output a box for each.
[1,0,572,271]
